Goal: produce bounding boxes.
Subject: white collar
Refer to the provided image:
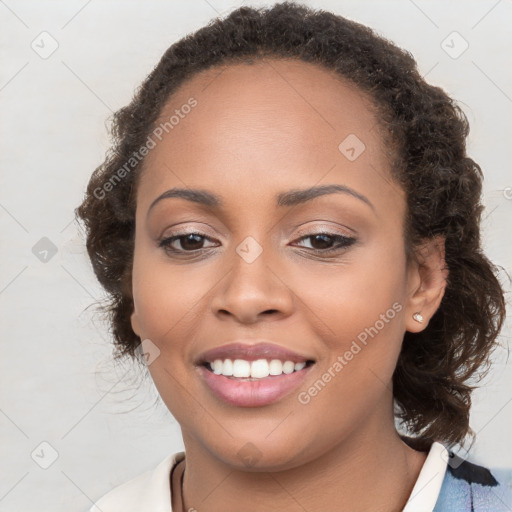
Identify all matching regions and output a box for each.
[402,441,448,512]
[90,443,448,512]
[89,451,184,512]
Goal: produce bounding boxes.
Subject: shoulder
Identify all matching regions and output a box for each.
[434,452,512,512]
[87,452,184,512]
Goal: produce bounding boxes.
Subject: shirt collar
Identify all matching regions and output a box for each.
[402,441,449,512]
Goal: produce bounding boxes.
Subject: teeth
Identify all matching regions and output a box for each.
[233,359,251,377]
[223,358,233,376]
[212,359,223,375]
[269,359,283,375]
[282,361,295,374]
[250,359,269,378]
[208,358,308,378]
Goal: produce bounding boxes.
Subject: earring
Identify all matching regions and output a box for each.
[412,312,424,323]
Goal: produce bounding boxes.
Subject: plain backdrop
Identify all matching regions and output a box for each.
[1,1,511,510]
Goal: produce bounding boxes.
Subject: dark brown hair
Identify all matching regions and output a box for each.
[75,1,506,447]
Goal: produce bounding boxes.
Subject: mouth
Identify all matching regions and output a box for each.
[195,342,316,407]
[202,358,315,379]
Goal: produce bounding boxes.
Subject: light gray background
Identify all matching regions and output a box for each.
[1,1,511,510]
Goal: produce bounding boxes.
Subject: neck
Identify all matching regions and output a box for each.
[176,418,427,512]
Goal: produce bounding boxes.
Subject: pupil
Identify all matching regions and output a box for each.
[182,234,203,250]
[312,234,331,249]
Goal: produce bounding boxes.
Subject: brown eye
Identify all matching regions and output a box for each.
[292,233,356,254]
[159,232,218,253]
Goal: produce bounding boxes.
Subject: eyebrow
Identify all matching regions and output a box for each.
[147,184,375,215]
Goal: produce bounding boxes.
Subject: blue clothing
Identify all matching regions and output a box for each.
[434,452,512,511]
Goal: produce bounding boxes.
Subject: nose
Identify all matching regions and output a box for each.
[210,243,294,324]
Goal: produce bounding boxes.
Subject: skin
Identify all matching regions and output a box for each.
[130,58,448,512]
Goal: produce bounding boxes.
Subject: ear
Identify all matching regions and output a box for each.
[404,235,449,333]
[121,270,141,337]
[130,309,141,338]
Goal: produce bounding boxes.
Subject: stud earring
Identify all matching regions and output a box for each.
[412,312,424,323]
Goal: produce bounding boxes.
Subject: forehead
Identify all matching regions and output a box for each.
[137,58,401,215]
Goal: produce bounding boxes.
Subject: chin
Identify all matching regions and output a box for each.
[194,425,325,472]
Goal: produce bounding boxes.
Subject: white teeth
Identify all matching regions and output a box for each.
[232,359,251,378]
[222,358,233,376]
[213,359,223,375]
[269,359,283,375]
[250,359,270,378]
[208,358,308,378]
[282,361,295,374]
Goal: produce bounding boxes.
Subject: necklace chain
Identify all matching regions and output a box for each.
[179,459,185,512]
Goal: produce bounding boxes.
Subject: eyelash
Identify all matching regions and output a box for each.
[158,230,357,256]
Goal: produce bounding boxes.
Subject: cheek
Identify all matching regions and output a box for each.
[302,235,408,350]
[294,238,407,408]
[130,243,221,416]
[131,244,215,341]
[130,245,206,423]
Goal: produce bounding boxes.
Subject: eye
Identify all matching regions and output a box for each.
[158,230,357,257]
[158,232,218,254]
[291,232,356,254]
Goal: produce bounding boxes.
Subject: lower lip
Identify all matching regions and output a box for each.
[198,365,313,407]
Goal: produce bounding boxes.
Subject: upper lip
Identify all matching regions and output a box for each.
[196,341,315,365]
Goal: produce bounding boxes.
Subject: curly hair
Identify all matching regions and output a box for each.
[75,1,506,447]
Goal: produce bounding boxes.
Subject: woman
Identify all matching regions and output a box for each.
[77,2,511,510]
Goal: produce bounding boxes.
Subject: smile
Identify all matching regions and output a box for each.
[196,341,316,407]
[207,358,308,378]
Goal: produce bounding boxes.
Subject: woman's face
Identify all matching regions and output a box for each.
[130,59,421,470]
